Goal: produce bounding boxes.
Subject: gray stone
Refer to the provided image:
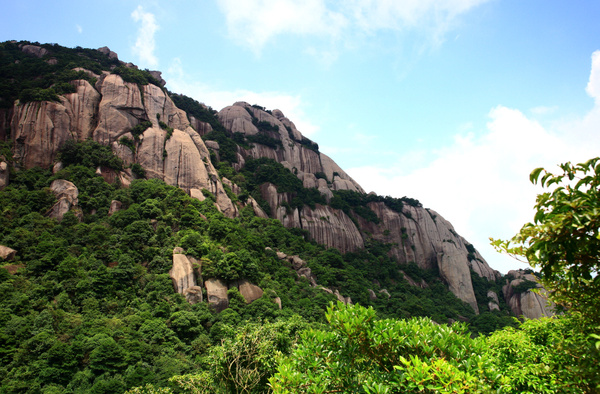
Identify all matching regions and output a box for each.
[184,286,203,304]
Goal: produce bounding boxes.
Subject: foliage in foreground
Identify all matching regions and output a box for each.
[269,303,599,394]
[492,158,600,326]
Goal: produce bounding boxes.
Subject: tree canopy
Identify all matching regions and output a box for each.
[491,158,600,325]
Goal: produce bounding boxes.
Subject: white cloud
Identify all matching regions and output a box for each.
[216,0,491,53]
[76,24,82,34]
[131,5,159,67]
[586,50,600,104]
[165,58,320,137]
[216,0,347,53]
[347,51,600,274]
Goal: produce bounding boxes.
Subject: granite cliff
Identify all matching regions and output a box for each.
[1,42,549,317]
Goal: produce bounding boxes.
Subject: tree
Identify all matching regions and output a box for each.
[491,158,600,324]
[270,302,500,393]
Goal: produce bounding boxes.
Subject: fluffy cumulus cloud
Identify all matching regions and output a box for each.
[216,0,491,52]
[165,58,319,136]
[131,5,159,67]
[347,51,600,274]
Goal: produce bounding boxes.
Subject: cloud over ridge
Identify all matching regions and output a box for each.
[131,5,159,67]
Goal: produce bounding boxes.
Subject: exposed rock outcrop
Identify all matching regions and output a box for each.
[0,161,8,190]
[259,183,364,253]
[357,203,497,313]
[7,72,237,218]
[170,248,196,294]
[97,46,118,60]
[205,278,229,312]
[232,279,264,304]
[47,179,79,221]
[0,245,17,261]
[218,102,363,192]
[503,270,554,319]
[21,44,49,58]
[488,290,500,311]
[183,286,203,304]
[108,200,122,216]
[214,102,501,313]
[12,100,75,168]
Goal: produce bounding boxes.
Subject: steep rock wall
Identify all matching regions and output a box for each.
[11,99,74,168]
[218,102,363,192]
[259,183,364,253]
[8,72,237,217]
[356,203,493,313]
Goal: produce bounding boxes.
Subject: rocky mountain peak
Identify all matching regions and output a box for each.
[1,42,517,316]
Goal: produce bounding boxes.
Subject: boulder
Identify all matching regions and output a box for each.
[183,286,203,304]
[237,280,264,304]
[52,162,63,174]
[47,180,79,221]
[289,255,305,270]
[190,188,206,201]
[21,45,49,58]
[205,278,229,312]
[246,196,269,218]
[97,46,118,60]
[0,245,17,261]
[0,161,8,190]
[274,297,282,309]
[170,252,196,294]
[297,267,317,286]
[108,200,122,216]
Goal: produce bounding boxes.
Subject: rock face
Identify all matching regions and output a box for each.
[21,44,49,58]
[259,183,364,253]
[47,179,79,221]
[8,71,237,218]
[218,102,364,193]
[503,270,554,319]
[357,203,499,313]
[213,101,503,313]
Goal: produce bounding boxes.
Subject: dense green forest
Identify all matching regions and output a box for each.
[0,41,599,393]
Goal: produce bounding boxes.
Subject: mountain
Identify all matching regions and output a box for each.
[0,41,551,319]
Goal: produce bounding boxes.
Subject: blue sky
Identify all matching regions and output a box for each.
[3,0,600,273]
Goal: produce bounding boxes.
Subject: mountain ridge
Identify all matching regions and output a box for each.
[0,40,551,318]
